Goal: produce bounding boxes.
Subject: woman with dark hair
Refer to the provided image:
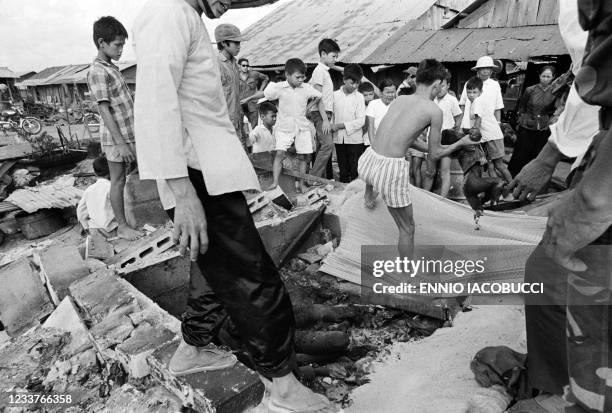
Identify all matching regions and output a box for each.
[508,65,558,177]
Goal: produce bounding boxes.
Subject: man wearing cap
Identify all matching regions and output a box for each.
[132,0,337,412]
[396,66,417,96]
[216,23,245,148]
[459,55,512,183]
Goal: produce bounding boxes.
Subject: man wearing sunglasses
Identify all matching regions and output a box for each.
[238,58,269,129]
[396,66,417,97]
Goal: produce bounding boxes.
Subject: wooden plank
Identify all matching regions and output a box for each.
[523,0,540,25]
[506,0,522,27]
[536,0,559,25]
[457,1,492,28]
[490,0,510,27]
[0,143,34,161]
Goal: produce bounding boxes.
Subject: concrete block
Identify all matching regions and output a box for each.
[115,322,176,378]
[124,172,169,228]
[148,340,264,413]
[38,245,89,305]
[263,186,293,210]
[0,258,53,335]
[42,296,92,356]
[90,383,184,413]
[246,192,270,214]
[86,230,114,260]
[90,313,135,350]
[107,228,177,274]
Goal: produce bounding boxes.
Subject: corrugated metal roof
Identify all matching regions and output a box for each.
[0,67,19,79]
[6,176,83,214]
[239,0,443,66]
[18,62,136,87]
[364,25,566,64]
[230,0,279,8]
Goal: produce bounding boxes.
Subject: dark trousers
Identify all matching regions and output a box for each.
[310,111,334,179]
[524,129,612,412]
[508,127,551,177]
[179,168,297,378]
[335,143,364,183]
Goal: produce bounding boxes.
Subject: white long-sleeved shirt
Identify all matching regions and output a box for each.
[332,88,366,144]
[132,0,260,196]
[76,178,117,232]
[547,0,598,169]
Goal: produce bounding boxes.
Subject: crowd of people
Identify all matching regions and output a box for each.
[77,0,611,412]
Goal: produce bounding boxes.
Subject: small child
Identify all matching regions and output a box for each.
[441,129,505,222]
[459,57,511,183]
[358,82,376,146]
[331,64,366,183]
[77,155,117,236]
[248,101,277,153]
[357,59,473,258]
[264,58,324,192]
[87,16,142,240]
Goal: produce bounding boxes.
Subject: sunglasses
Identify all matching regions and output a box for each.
[241,64,249,67]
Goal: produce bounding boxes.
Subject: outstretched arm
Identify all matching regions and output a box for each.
[427,109,472,159]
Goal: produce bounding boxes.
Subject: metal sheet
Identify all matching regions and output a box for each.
[239,0,441,66]
[6,177,83,214]
[0,67,19,79]
[364,25,567,64]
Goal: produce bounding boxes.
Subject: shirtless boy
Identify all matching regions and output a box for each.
[357,59,474,258]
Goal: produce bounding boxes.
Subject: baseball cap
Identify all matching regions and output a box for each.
[214,23,245,43]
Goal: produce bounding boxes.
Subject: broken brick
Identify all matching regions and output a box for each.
[0,258,53,335]
[38,244,89,305]
[148,340,264,413]
[115,322,176,378]
[86,230,114,260]
[42,296,92,356]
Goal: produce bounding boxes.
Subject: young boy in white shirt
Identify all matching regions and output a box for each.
[459,56,512,182]
[358,82,376,146]
[429,70,462,195]
[248,101,277,153]
[331,64,366,183]
[77,155,117,236]
[309,38,339,179]
[264,58,325,192]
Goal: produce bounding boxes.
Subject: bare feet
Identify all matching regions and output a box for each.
[269,373,339,413]
[117,224,143,241]
[267,183,279,191]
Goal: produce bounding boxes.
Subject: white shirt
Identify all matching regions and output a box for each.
[460,78,504,111]
[462,96,503,141]
[548,0,597,170]
[76,178,117,232]
[435,93,462,130]
[309,63,334,112]
[332,88,366,144]
[263,81,321,140]
[249,124,275,153]
[460,79,504,141]
[365,99,392,132]
[132,0,260,195]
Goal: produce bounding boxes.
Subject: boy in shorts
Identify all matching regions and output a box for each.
[87,16,142,240]
[264,58,325,192]
[357,59,473,258]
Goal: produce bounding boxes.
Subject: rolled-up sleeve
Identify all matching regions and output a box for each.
[133,7,190,180]
[548,84,598,158]
[87,67,110,103]
[263,82,280,100]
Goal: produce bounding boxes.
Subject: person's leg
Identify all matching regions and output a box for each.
[335,143,349,183]
[387,205,415,259]
[107,160,141,240]
[187,168,335,411]
[411,156,422,188]
[421,156,436,191]
[347,144,363,182]
[269,150,285,190]
[494,157,513,183]
[298,154,310,193]
[310,111,333,178]
[439,156,452,197]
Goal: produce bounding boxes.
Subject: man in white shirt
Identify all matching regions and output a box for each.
[132,1,337,411]
[331,64,366,182]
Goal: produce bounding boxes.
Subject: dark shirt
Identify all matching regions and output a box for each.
[239,70,269,113]
[518,84,556,131]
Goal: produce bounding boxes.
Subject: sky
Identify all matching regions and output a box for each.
[0,0,293,72]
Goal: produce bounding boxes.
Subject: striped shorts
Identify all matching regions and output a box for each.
[357,146,411,208]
